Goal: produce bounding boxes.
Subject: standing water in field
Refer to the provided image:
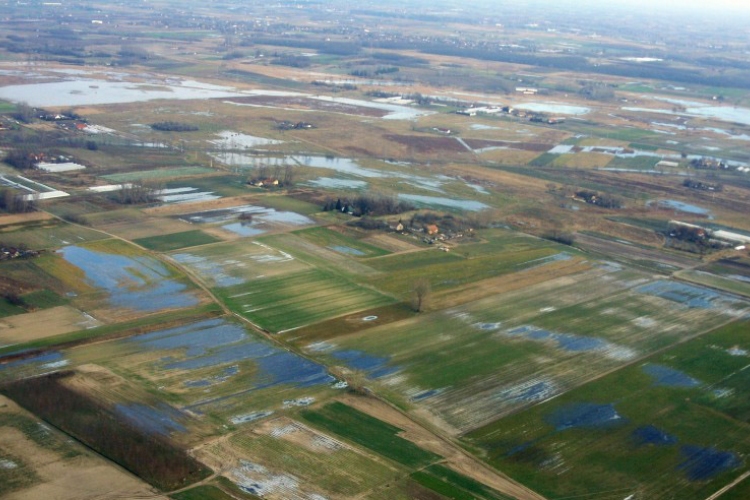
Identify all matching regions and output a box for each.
[59,245,199,312]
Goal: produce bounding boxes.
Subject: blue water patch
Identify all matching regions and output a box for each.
[505,325,608,353]
[222,222,265,237]
[634,281,725,309]
[114,403,187,436]
[546,403,626,431]
[130,318,246,357]
[126,318,333,393]
[678,445,741,481]
[0,351,64,370]
[653,199,711,216]
[329,245,366,256]
[632,425,678,446]
[59,245,198,312]
[642,364,701,388]
[331,350,399,378]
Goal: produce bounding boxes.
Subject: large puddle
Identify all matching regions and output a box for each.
[125,319,334,402]
[515,102,591,115]
[59,245,199,312]
[398,194,489,212]
[0,76,242,107]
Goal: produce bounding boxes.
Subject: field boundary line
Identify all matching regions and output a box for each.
[704,470,750,500]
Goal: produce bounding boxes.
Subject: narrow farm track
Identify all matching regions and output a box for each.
[704,470,750,500]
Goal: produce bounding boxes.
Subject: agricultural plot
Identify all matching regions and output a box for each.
[294,226,391,258]
[219,268,395,333]
[101,166,217,183]
[367,242,565,299]
[198,417,400,499]
[175,203,316,239]
[464,320,750,500]
[0,305,99,347]
[306,266,750,432]
[171,239,309,288]
[68,317,339,423]
[19,239,207,321]
[134,230,221,252]
[300,402,441,468]
[0,219,107,250]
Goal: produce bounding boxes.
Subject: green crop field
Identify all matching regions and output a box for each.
[412,465,513,500]
[135,230,221,252]
[369,246,561,297]
[301,402,441,468]
[219,268,395,332]
[464,320,750,500]
[171,485,238,500]
[102,166,217,183]
[606,155,661,170]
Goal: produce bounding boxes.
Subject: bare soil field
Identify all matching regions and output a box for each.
[0,212,54,228]
[0,305,98,345]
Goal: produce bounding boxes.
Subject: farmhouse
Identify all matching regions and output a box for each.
[424,224,439,235]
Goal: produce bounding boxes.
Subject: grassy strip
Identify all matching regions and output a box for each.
[0,303,223,357]
[300,402,440,468]
[0,372,211,491]
[529,152,559,167]
[135,230,221,252]
[171,485,240,500]
[415,464,513,500]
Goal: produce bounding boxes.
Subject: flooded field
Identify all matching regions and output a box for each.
[59,243,200,312]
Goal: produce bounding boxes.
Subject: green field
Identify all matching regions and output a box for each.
[102,166,217,183]
[464,320,750,500]
[135,230,221,252]
[606,155,661,170]
[412,465,513,500]
[301,402,440,468]
[219,267,395,332]
[171,485,238,500]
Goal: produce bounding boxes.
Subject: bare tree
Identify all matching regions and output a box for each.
[412,278,431,313]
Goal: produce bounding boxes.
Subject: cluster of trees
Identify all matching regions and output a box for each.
[348,66,399,77]
[270,55,311,68]
[0,188,35,213]
[322,195,414,217]
[543,230,576,246]
[110,183,162,205]
[574,190,623,209]
[248,164,295,187]
[683,178,723,192]
[0,372,211,491]
[578,81,615,101]
[408,212,472,233]
[3,149,37,170]
[150,122,199,132]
